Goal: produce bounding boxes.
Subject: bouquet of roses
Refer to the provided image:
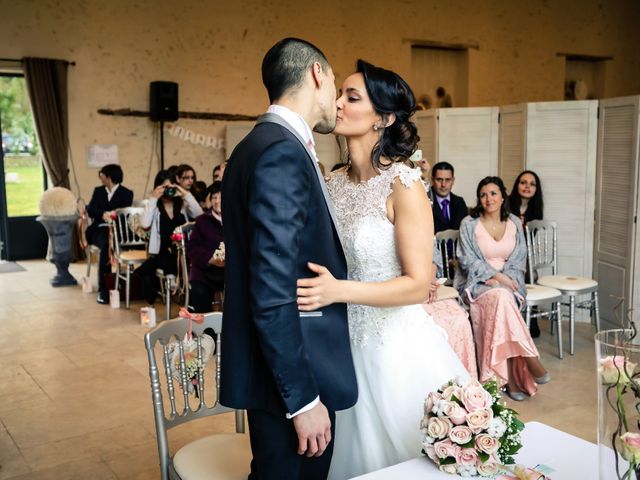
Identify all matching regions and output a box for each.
[421,378,525,477]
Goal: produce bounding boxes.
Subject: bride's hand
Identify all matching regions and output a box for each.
[297,262,341,311]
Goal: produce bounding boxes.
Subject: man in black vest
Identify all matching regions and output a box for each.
[85,164,133,304]
[221,38,357,480]
[431,161,468,232]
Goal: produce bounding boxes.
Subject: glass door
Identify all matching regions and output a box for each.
[0,74,48,260]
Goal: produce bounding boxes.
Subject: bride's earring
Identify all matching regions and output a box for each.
[373,125,379,131]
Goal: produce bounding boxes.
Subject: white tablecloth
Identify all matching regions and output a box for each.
[352,422,597,479]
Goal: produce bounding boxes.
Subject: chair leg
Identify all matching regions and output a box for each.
[125,265,131,309]
[593,291,601,332]
[525,305,531,328]
[569,295,576,356]
[115,263,121,291]
[555,302,563,360]
[165,277,171,321]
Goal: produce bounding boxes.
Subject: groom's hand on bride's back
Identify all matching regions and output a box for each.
[292,401,332,457]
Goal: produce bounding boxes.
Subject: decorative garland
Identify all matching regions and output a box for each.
[164,122,225,150]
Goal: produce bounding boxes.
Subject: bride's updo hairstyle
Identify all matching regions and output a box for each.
[357,59,420,169]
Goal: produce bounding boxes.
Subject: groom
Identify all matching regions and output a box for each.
[220,38,358,479]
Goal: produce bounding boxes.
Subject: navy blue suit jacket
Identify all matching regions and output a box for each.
[85,185,134,241]
[220,117,357,416]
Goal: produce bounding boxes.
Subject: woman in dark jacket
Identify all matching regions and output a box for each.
[187,182,224,312]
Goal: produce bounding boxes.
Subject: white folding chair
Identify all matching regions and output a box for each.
[144,312,250,480]
[526,220,600,356]
[111,207,148,308]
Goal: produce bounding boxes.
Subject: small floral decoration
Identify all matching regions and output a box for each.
[213,241,225,262]
[421,378,525,477]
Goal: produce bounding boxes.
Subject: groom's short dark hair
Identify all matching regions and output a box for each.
[262,37,331,103]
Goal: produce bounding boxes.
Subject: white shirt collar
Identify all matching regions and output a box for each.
[105,183,120,201]
[267,105,315,149]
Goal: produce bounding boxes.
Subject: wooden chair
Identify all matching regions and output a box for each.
[144,312,250,480]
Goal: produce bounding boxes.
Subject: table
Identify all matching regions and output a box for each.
[352,422,597,479]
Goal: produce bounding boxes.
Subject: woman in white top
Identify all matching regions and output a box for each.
[136,169,202,305]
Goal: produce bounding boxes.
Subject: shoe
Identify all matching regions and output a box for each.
[97,291,109,305]
[534,372,552,385]
[504,389,526,401]
[530,317,540,338]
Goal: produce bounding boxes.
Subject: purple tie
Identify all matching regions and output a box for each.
[441,199,450,223]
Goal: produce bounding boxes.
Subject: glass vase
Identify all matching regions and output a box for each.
[596,329,640,480]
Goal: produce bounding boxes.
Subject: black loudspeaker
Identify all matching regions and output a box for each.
[149,81,179,122]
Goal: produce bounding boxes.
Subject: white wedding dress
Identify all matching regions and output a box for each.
[326,163,470,480]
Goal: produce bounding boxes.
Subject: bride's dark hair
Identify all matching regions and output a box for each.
[356,59,420,169]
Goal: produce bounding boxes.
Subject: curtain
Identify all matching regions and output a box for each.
[22,57,70,188]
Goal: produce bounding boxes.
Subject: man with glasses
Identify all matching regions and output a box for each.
[86,164,134,304]
[430,161,468,233]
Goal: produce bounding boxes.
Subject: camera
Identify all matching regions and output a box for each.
[163,186,176,198]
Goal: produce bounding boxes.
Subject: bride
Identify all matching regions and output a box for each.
[297,60,471,479]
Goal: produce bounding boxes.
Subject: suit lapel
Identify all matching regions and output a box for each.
[256,113,345,251]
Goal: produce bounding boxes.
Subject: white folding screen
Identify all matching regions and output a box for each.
[525,101,597,280]
[593,96,640,327]
[498,101,597,298]
[414,107,499,205]
[498,105,526,189]
[225,122,340,173]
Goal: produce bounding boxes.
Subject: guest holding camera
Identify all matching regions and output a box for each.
[187,181,224,313]
[136,170,202,305]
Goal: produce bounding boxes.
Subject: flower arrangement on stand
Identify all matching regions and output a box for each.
[596,301,640,480]
[421,378,525,477]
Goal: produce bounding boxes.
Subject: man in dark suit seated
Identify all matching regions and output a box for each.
[85,164,134,304]
[430,161,468,233]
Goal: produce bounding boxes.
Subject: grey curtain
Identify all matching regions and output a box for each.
[23,57,70,188]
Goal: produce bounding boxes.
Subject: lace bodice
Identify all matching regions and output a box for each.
[327,162,425,346]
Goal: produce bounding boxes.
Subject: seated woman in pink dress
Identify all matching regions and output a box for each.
[455,176,550,401]
[424,239,478,379]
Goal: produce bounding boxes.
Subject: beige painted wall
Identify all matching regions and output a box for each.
[1,0,639,201]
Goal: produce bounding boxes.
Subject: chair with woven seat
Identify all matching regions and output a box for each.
[144,311,250,480]
[526,220,600,356]
[435,229,460,286]
[111,207,148,308]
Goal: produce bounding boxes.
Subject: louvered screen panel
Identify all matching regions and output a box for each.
[437,107,499,206]
[498,105,526,190]
[598,105,634,257]
[594,97,640,327]
[526,101,597,280]
[414,110,438,167]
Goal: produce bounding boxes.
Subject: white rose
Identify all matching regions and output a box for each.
[427,416,452,439]
[439,464,458,474]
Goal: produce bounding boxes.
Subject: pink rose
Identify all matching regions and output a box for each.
[466,408,493,433]
[442,384,463,401]
[434,439,460,459]
[476,459,501,477]
[425,392,443,414]
[599,355,636,385]
[423,444,438,462]
[439,464,458,474]
[462,382,493,412]
[456,447,478,466]
[444,402,468,425]
[427,416,452,440]
[621,432,640,463]
[449,425,473,445]
[475,433,500,454]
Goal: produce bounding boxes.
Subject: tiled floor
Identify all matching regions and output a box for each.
[0,260,598,479]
